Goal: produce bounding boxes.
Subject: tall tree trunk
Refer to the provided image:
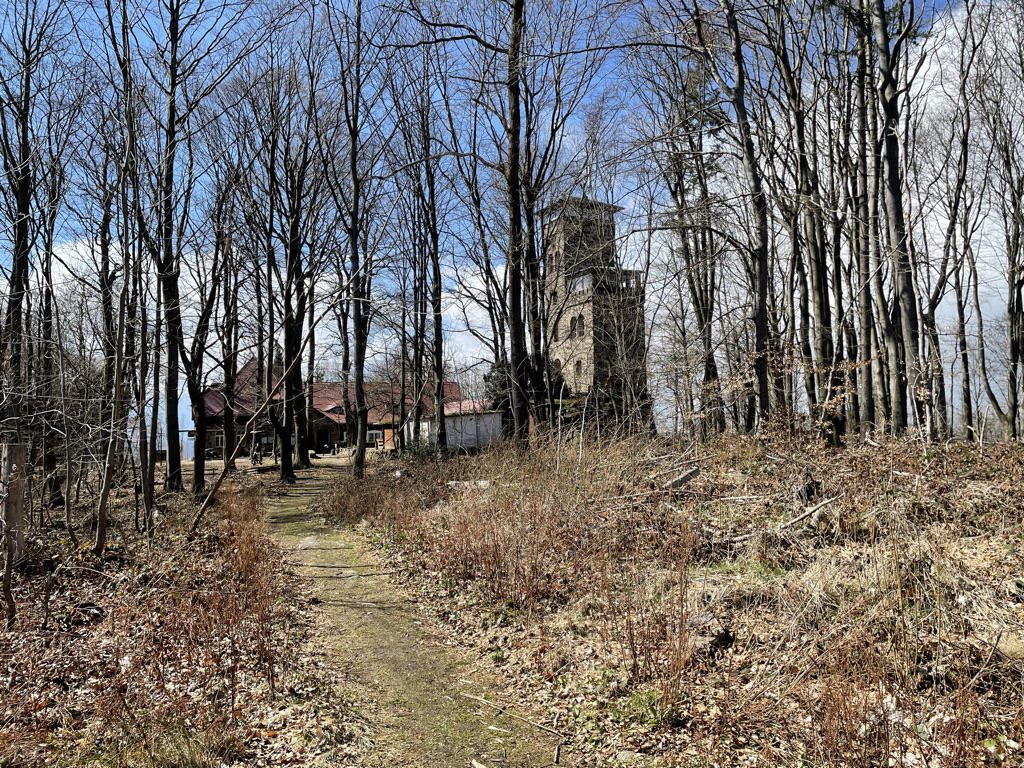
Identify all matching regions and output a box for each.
[720,0,771,421]
[855,35,876,437]
[871,0,922,432]
[953,255,975,440]
[506,0,531,442]
[0,36,36,436]
[425,145,447,452]
[95,257,129,553]
[41,218,63,507]
[305,281,316,455]
[866,61,899,432]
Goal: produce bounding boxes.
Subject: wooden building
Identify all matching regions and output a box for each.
[200,363,466,457]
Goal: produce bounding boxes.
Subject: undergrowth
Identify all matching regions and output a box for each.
[318,434,1024,767]
[0,481,304,767]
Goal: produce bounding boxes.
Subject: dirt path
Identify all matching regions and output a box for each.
[266,461,564,768]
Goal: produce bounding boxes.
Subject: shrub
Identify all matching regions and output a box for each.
[0,480,294,767]
[316,433,1024,766]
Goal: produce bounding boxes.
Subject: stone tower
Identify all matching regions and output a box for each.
[543,197,650,420]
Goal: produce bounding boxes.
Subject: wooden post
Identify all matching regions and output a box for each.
[3,443,28,630]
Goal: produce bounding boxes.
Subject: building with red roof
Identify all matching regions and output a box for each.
[402,397,503,450]
[200,359,469,456]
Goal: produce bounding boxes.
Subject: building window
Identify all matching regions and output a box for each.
[575,360,582,378]
[215,433,224,448]
[577,315,585,335]
[552,322,559,342]
[569,317,577,338]
[568,275,591,293]
[553,358,562,373]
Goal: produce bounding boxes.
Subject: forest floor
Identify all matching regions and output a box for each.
[310,436,1024,768]
[267,459,564,768]
[4,436,1021,767]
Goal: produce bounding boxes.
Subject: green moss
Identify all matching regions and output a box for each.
[703,557,788,580]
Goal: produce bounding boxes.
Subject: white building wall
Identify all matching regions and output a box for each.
[476,412,502,446]
[402,412,502,450]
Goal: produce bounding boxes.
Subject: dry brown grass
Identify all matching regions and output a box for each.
[311,458,456,530]
[0,479,319,767]
[331,433,1024,767]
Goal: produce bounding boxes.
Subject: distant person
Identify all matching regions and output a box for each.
[251,444,262,466]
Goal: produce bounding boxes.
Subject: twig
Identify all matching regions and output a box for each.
[716,494,843,546]
[460,692,564,737]
[967,629,1005,690]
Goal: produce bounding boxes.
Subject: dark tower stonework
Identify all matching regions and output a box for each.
[543,197,652,427]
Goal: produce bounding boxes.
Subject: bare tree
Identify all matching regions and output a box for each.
[322,0,397,476]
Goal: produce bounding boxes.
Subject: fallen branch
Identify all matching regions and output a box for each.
[460,692,564,737]
[661,467,700,491]
[717,494,843,545]
[967,629,1005,690]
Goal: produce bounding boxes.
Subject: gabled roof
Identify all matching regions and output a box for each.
[203,360,465,428]
[444,398,497,416]
[202,358,264,419]
[307,380,464,426]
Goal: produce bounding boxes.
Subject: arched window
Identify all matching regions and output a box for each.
[569,317,577,338]
[552,358,562,373]
[575,360,583,378]
[552,322,559,342]
[577,315,586,336]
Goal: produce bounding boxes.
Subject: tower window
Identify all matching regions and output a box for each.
[577,315,585,335]
[569,317,577,338]
[568,275,591,293]
[575,360,582,378]
[552,322,559,342]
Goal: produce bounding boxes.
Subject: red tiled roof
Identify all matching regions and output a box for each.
[202,358,264,420]
[203,360,465,428]
[308,380,464,425]
[444,398,496,416]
